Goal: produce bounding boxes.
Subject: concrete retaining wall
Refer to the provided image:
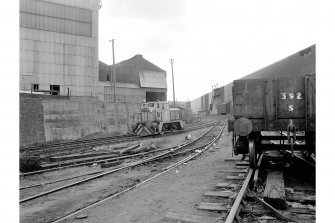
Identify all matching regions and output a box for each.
[20,94,140,146]
[20,94,46,145]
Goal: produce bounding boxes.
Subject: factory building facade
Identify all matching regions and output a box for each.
[98,54,167,103]
[19,1,172,145]
[19,0,100,97]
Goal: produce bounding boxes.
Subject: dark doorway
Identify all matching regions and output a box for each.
[33,84,39,91]
[50,85,60,95]
[146,91,166,102]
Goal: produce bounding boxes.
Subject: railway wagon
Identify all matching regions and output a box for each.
[132,101,185,136]
[228,74,315,168]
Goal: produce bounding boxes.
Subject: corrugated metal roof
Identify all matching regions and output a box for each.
[99,54,166,85]
[190,44,316,113]
[98,61,110,81]
[115,54,166,73]
[242,44,316,79]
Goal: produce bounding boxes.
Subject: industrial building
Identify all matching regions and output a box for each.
[19,1,173,145]
[191,44,316,115]
[19,0,100,97]
[98,54,168,103]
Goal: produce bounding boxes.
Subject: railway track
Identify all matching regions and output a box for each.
[191,149,315,223]
[20,119,219,176]
[20,120,226,223]
[20,119,217,159]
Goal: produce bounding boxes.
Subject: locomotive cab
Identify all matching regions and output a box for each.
[132,101,185,136]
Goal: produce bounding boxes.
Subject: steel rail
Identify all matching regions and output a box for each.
[268,131,315,168]
[20,145,185,177]
[21,120,215,152]
[23,137,140,156]
[20,134,138,152]
[253,153,264,187]
[20,143,207,189]
[283,150,315,167]
[21,121,216,162]
[248,190,301,223]
[225,168,254,223]
[20,122,218,177]
[20,170,104,190]
[20,121,222,203]
[51,120,226,223]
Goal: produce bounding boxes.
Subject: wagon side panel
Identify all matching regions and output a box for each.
[307,75,316,131]
[233,79,266,119]
[277,77,305,119]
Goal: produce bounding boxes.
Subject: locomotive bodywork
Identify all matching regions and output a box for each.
[228,74,315,167]
[132,101,185,136]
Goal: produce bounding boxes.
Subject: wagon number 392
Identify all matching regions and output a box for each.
[280,92,302,112]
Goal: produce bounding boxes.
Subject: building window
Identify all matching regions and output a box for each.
[33,84,39,91]
[50,85,60,95]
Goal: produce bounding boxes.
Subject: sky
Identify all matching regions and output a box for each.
[98,0,317,102]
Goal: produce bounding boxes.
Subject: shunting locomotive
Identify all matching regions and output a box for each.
[228,74,316,168]
[132,101,185,136]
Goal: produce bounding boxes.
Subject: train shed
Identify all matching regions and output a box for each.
[98,54,167,103]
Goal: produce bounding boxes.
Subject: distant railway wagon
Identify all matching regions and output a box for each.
[228,74,315,168]
[132,101,185,136]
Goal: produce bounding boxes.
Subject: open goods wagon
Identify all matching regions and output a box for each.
[228,74,315,168]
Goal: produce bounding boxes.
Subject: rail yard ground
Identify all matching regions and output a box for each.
[20,119,235,223]
[19,117,316,223]
[62,126,233,223]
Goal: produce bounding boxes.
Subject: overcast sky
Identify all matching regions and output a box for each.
[98,0,316,101]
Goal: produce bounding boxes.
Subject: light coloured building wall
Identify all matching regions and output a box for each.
[207,91,214,114]
[190,96,203,114]
[191,91,218,115]
[19,0,99,96]
[96,82,167,103]
[224,83,233,102]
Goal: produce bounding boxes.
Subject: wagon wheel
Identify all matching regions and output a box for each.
[248,139,257,169]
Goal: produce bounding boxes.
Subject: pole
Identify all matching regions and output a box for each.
[109,39,116,102]
[170,59,175,107]
[112,39,116,102]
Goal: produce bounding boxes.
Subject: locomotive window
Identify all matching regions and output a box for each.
[157,103,160,108]
[162,104,164,109]
[149,103,154,107]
